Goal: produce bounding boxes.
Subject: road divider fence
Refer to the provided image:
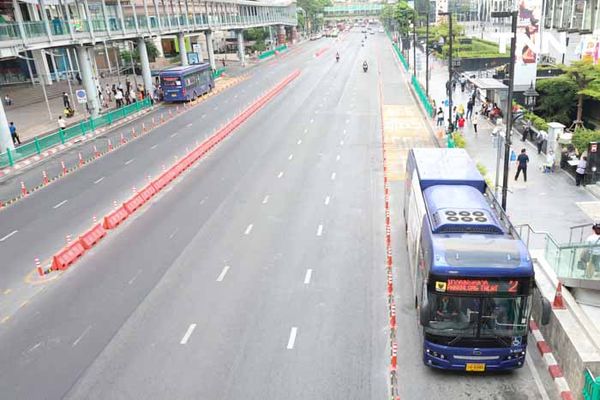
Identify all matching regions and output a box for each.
[37,70,299,276]
[314,47,329,58]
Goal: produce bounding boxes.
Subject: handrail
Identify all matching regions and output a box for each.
[570,223,594,244]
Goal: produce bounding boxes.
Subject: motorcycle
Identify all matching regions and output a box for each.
[363,64,368,72]
[336,55,340,62]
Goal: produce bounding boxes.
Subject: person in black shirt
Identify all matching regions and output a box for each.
[515,148,529,182]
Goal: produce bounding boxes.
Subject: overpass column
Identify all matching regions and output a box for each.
[75,45,100,118]
[205,30,216,70]
[0,100,14,152]
[137,38,154,100]
[32,49,52,85]
[178,33,188,65]
[277,25,285,45]
[236,30,245,66]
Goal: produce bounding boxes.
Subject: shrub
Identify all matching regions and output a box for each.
[453,132,467,148]
[524,111,549,131]
[572,127,600,154]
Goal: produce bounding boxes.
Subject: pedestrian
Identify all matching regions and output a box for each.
[522,119,531,142]
[472,112,479,135]
[129,88,136,103]
[58,115,67,131]
[76,73,82,85]
[514,148,529,182]
[579,224,600,278]
[105,84,112,102]
[447,118,455,134]
[62,92,71,108]
[112,84,117,96]
[576,156,587,186]
[536,130,547,154]
[458,115,465,132]
[9,122,20,145]
[466,100,473,119]
[222,58,226,67]
[431,99,436,117]
[3,94,12,106]
[436,107,444,126]
[115,89,123,108]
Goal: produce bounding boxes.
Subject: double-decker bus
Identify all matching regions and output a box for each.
[159,63,214,102]
[404,148,549,372]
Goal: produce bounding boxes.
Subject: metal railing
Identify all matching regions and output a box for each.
[0,98,152,169]
[584,369,600,400]
[516,224,600,283]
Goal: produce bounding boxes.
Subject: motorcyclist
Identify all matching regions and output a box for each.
[363,61,368,72]
[336,52,340,62]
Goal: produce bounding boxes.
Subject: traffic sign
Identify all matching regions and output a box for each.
[75,89,87,104]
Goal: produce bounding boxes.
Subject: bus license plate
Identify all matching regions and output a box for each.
[466,363,485,372]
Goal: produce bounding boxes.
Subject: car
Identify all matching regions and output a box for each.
[378,27,384,33]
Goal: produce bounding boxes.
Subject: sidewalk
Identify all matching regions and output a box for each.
[422,51,597,243]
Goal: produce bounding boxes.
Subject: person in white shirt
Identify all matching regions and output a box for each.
[576,156,587,186]
[583,224,600,277]
[58,116,67,130]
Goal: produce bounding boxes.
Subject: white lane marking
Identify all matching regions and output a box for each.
[169,228,178,240]
[244,224,254,235]
[336,155,340,161]
[0,230,18,242]
[345,119,350,124]
[316,224,323,236]
[343,129,347,134]
[331,172,336,181]
[124,158,135,165]
[180,324,197,344]
[286,327,298,349]
[340,140,344,146]
[304,128,308,134]
[93,176,105,184]
[72,325,92,347]
[304,269,312,284]
[53,199,68,209]
[526,353,551,400]
[27,342,42,353]
[324,196,330,205]
[277,171,284,178]
[150,144,158,149]
[128,269,142,285]
[170,132,178,138]
[288,154,293,160]
[216,266,230,282]
[262,195,270,204]
[186,123,193,127]
[213,106,218,110]
[297,139,302,145]
[202,114,206,118]
[310,118,314,123]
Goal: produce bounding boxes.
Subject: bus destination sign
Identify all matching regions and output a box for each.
[436,279,519,294]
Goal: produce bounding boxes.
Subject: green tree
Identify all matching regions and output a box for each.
[297,0,331,33]
[563,60,600,125]
[120,40,161,64]
[534,76,577,125]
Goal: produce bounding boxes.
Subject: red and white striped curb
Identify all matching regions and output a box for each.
[0,112,149,178]
[529,320,574,400]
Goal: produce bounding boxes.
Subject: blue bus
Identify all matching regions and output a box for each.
[159,63,214,102]
[404,148,549,372]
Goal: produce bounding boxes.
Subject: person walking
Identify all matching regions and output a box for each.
[58,116,67,131]
[472,112,479,136]
[457,115,465,132]
[4,94,12,106]
[105,84,112,102]
[522,120,531,142]
[514,148,529,182]
[576,156,587,186]
[436,107,444,126]
[582,224,600,278]
[115,89,123,108]
[9,122,20,145]
[466,99,473,119]
[129,88,136,104]
[536,130,547,154]
[62,92,71,109]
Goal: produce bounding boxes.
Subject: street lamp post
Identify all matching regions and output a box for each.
[412,19,417,78]
[438,11,453,132]
[523,81,539,113]
[491,10,518,211]
[425,0,430,98]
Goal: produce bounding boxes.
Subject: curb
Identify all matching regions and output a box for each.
[529,320,574,400]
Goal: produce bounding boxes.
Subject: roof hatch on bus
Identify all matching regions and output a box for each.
[424,185,504,235]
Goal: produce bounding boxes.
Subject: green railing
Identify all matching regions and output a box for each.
[411,75,434,117]
[392,43,409,71]
[258,44,288,60]
[213,68,226,79]
[584,369,600,400]
[0,98,152,169]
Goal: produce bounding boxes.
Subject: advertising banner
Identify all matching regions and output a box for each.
[514,0,542,86]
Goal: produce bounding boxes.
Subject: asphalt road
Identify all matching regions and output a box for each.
[0,42,319,318]
[0,32,560,400]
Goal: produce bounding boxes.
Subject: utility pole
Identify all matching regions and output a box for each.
[413,16,417,78]
[439,11,453,129]
[491,10,518,211]
[425,0,430,98]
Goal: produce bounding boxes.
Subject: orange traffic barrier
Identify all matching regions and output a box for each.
[103,206,129,229]
[123,193,145,214]
[42,170,49,185]
[20,181,27,197]
[35,258,44,277]
[78,152,84,166]
[51,239,86,271]
[139,183,157,202]
[61,160,67,175]
[79,223,107,250]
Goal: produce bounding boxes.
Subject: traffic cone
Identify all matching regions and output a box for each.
[387,274,393,295]
[65,234,71,244]
[20,181,27,197]
[151,117,156,127]
[131,127,136,138]
[132,186,137,194]
[390,343,397,371]
[142,122,146,134]
[108,138,113,151]
[93,215,97,224]
[93,145,100,158]
[552,282,567,309]
[61,160,67,175]
[113,200,118,209]
[168,110,173,119]
[176,106,179,114]
[390,303,397,329]
[35,258,44,277]
[78,152,84,167]
[160,113,164,123]
[120,132,126,144]
[42,170,49,185]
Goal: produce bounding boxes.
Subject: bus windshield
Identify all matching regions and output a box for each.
[161,76,182,87]
[425,293,531,338]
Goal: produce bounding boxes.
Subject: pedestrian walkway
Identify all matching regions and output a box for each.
[421,50,597,243]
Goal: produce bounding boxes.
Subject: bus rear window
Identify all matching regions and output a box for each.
[161,77,182,87]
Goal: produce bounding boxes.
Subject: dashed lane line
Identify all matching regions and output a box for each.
[287,327,298,349]
[216,266,230,282]
[244,224,254,235]
[304,269,312,284]
[53,199,68,209]
[0,230,18,242]
[180,324,197,345]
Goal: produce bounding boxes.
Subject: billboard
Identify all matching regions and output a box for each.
[577,35,600,64]
[514,0,542,86]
